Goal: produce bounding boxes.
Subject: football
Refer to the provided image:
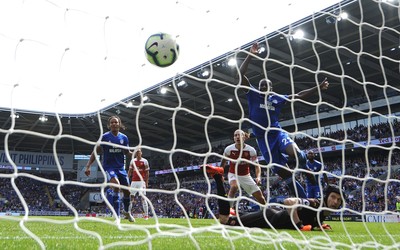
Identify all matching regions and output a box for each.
[145,33,179,67]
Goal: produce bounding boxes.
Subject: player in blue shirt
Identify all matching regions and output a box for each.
[239,43,329,198]
[305,151,325,198]
[85,116,134,222]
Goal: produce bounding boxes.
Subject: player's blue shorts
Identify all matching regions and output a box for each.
[256,130,294,173]
[105,168,130,187]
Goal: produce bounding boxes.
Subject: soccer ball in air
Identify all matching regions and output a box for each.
[145,33,179,67]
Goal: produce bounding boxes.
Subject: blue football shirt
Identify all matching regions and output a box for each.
[246,86,288,138]
[101,131,129,170]
[305,160,323,184]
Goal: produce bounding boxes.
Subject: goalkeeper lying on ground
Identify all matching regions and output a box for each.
[204,165,343,231]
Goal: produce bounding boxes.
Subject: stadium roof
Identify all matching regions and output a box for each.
[0,0,399,157]
[0,0,340,114]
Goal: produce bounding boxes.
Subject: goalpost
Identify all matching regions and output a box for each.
[0,0,400,249]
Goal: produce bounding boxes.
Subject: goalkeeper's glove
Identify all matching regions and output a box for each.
[300,225,313,231]
[296,221,312,231]
[321,224,332,230]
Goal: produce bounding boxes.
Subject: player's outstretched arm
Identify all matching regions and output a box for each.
[238,43,259,88]
[127,161,133,180]
[284,197,321,230]
[283,197,302,225]
[291,77,329,100]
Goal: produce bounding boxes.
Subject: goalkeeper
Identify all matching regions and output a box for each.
[205,166,342,231]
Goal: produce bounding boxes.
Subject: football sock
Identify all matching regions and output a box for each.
[113,192,121,217]
[123,197,130,213]
[106,188,114,202]
[105,188,114,214]
[142,199,149,216]
[128,202,133,212]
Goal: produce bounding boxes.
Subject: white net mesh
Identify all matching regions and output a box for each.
[1,0,400,249]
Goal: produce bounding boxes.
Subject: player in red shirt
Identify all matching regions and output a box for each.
[220,129,266,215]
[128,148,150,220]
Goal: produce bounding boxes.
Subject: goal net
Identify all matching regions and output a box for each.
[1,0,400,249]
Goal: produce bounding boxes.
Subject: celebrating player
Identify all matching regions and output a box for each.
[206,168,342,230]
[219,129,266,215]
[305,151,329,198]
[238,43,329,198]
[85,116,134,222]
[128,148,150,220]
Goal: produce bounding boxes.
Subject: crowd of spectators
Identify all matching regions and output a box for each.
[0,173,87,214]
[295,120,400,150]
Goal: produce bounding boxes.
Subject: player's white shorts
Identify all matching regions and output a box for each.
[228,172,260,195]
[130,181,146,196]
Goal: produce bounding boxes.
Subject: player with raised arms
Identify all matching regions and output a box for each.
[239,43,329,198]
[85,115,134,222]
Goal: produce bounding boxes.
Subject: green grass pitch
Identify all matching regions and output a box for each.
[0,216,399,249]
